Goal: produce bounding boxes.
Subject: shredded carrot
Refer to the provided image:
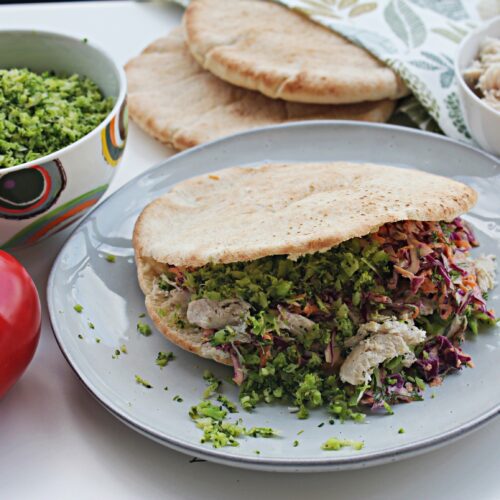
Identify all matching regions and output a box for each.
[455,239,471,250]
[262,332,273,342]
[440,303,453,320]
[461,275,477,289]
[371,233,386,244]
[303,303,320,316]
[411,306,420,319]
[168,266,184,277]
[420,279,437,294]
[259,345,272,367]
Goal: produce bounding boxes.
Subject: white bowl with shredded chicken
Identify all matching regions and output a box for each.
[456,16,500,156]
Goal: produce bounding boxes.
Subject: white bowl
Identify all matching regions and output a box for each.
[0,30,128,249]
[455,16,500,156]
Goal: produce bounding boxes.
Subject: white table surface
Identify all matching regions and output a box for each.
[1,2,499,499]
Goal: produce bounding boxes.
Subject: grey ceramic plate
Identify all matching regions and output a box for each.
[47,122,500,472]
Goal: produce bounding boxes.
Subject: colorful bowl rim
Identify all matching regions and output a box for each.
[454,16,500,118]
[0,29,128,174]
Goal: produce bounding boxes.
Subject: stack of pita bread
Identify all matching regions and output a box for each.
[125,0,409,150]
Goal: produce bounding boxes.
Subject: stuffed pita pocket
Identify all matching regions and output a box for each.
[133,162,496,420]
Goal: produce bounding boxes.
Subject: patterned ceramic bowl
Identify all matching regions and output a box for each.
[0,30,127,249]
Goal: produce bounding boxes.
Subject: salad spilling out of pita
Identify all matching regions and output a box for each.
[133,162,497,422]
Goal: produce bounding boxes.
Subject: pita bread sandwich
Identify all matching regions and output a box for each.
[134,162,497,420]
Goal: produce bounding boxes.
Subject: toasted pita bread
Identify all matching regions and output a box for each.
[133,162,476,361]
[125,28,395,150]
[183,0,409,104]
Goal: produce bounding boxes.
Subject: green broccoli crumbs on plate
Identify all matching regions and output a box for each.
[105,254,116,263]
[0,68,114,168]
[156,351,175,368]
[189,373,278,448]
[73,304,83,313]
[321,437,364,451]
[135,375,152,389]
[137,321,152,337]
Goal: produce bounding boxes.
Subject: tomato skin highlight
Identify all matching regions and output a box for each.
[0,251,41,398]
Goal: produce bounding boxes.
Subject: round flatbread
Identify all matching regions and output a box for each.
[133,161,476,362]
[125,28,395,150]
[133,162,477,268]
[183,0,409,104]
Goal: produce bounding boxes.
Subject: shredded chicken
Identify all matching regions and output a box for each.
[474,254,497,293]
[186,298,251,330]
[463,37,500,111]
[278,309,316,336]
[340,319,426,386]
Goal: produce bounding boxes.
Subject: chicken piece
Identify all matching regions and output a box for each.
[344,318,417,348]
[474,254,497,293]
[186,298,250,330]
[340,319,426,386]
[278,308,316,336]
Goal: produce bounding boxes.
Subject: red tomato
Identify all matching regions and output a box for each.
[0,251,41,398]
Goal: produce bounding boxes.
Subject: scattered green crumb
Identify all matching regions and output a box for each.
[73,304,83,313]
[321,437,364,451]
[105,254,116,263]
[382,401,394,415]
[398,428,405,434]
[135,375,152,389]
[82,37,88,43]
[138,313,146,318]
[114,349,120,356]
[415,376,426,391]
[329,419,335,425]
[246,427,278,438]
[173,395,183,403]
[95,338,101,344]
[164,386,169,391]
[203,370,222,398]
[318,422,325,428]
[190,400,227,420]
[137,321,152,337]
[88,321,95,330]
[77,334,83,340]
[297,430,304,436]
[189,373,279,449]
[431,393,436,399]
[217,394,238,413]
[255,450,260,455]
[120,344,128,354]
[293,440,299,447]
[156,351,175,368]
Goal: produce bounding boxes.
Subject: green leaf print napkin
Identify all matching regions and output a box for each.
[165,0,500,142]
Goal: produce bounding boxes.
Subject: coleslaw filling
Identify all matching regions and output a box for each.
[155,218,497,421]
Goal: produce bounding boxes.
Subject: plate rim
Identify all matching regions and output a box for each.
[47,120,500,472]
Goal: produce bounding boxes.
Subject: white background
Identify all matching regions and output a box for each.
[1,2,499,499]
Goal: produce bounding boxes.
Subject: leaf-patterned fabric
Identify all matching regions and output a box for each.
[273,0,487,141]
